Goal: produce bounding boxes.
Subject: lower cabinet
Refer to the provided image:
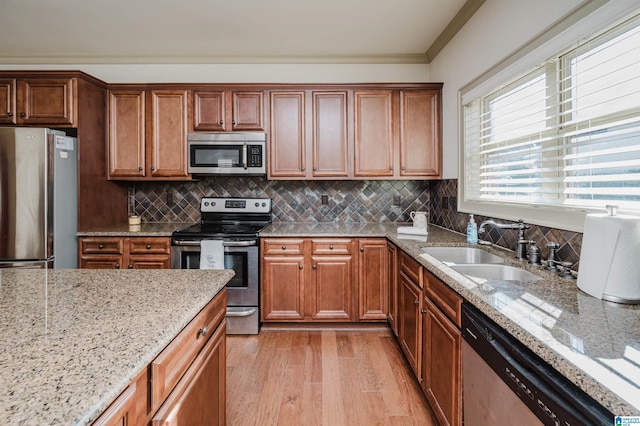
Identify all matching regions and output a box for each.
[79,236,171,269]
[387,241,398,335]
[92,290,227,426]
[260,237,387,322]
[397,250,423,378]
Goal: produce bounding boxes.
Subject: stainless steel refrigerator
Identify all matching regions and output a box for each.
[0,127,77,268]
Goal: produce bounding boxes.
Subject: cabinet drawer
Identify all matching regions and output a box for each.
[311,239,352,255]
[425,270,462,327]
[399,250,423,288]
[262,239,305,255]
[151,289,226,412]
[129,237,171,254]
[80,237,124,254]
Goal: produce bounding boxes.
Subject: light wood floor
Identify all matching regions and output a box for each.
[226,327,437,426]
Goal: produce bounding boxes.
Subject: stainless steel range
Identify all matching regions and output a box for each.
[171,197,272,334]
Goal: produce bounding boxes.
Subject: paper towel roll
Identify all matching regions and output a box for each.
[578,212,640,304]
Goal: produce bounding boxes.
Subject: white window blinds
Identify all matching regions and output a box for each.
[463,12,640,213]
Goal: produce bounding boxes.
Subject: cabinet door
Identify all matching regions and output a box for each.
[387,242,398,335]
[354,90,394,177]
[398,272,422,378]
[400,90,441,177]
[18,78,76,126]
[0,78,16,124]
[193,90,225,131]
[233,91,264,131]
[309,255,354,320]
[148,90,189,178]
[312,91,349,178]
[261,255,305,320]
[423,297,462,426]
[109,90,146,178]
[152,320,226,426]
[128,256,171,269]
[269,91,306,178]
[357,239,388,320]
[80,256,124,269]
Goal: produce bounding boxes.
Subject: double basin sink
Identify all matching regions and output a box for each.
[420,247,542,283]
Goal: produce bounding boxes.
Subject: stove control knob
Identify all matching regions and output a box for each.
[204,201,209,207]
[262,202,266,207]
[255,202,259,207]
[211,202,216,207]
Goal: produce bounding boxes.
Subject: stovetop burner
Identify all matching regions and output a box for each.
[172,197,272,241]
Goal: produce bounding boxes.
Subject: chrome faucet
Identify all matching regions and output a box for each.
[478,219,530,260]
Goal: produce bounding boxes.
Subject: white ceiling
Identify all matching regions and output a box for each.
[0,0,469,64]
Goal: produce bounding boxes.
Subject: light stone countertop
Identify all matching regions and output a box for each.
[0,268,233,425]
[263,222,640,416]
[77,222,192,237]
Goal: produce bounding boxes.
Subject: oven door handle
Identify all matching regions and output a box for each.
[226,307,258,318]
[172,240,257,247]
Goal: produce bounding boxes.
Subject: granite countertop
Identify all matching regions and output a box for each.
[77,222,191,237]
[0,268,233,425]
[263,222,640,415]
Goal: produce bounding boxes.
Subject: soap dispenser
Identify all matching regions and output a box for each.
[467,214,478,244]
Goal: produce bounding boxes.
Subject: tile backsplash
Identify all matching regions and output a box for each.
[133,177,431,224]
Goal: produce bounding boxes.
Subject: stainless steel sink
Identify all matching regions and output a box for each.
[420,247,505,264]
[450,264,542,282]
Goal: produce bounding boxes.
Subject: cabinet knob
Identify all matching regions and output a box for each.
[146,244,151,249]
[197,326,208,337]
[281,245,286,250]
[329,245,333,250]
[313,167,317,171]
[219,120,224,125]
[98,244,104,249]
[360,247,364,252]
[138,167,143,171]
[128,265,133,269]
[414,300,420,306]
[19,112,25,117]
[6,112,12,117]
[389,166,394,171]
[150,166,155,171]
[312,264,317,270]
[301,167,305,171]
[232,120,237,126]
[402,166,406,171]
[420,308,427,314]
[299,264,303,270]
[115,263,120,269]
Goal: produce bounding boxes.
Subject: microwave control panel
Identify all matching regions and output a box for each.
[248,145,263,167]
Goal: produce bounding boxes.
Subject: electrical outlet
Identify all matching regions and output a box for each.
[321,194,328,205]
[166,191,174,206]
[449,196,457,210]
[442,196,449,209]
[393,195,401,206]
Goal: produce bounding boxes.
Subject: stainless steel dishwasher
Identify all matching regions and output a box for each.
[461,303,614,426]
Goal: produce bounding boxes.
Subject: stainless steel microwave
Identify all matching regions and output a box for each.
[187,132,267,175]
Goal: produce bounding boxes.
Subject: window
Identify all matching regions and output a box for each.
[461,8,640,231]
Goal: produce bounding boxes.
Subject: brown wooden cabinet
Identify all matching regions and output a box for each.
[399,90,441,177]
[386,241,399,335]
[192,89,264,131]
[93,288,227,426]
[354,90,395,177]
[269,91,307,178]
[421,269,462,426]
[262,237,389,323]
[311,91,349,178]
[398,266,423,379]
[0,77,76,126]
[108,88,189,180]
[357,238,388,320]
[79,237,171,269]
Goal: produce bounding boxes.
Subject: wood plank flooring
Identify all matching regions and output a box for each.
[226,327,437,426]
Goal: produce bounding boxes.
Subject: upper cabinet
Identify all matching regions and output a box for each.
[0,77,76,126]
[193,89,264,131]
[108,88,190,180]
[268,84,442,180]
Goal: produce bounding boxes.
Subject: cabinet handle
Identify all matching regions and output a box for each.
[115,263,120,269]
[146,244,151,249]
[281,245,286,250]
[197,326,208,337]
[128,265,133,269]
[420,308,427,314]
[219,120,224,125]
[20,112,25,117]
[232,120,236,126]
[390,166,394,171]
[138,167,143,171]
[301,167,305,171]
[402,166,406,171]
[414,300,419,306]
[150,166,155,171]
[312,264,317,270]
[98,244,104,249]
[360,247,364,252]
[329,245,333,250]
[6,112,12,117]
[299,265,303,270]
[313,167,317,171]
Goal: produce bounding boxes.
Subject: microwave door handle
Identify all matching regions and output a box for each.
[242,143,248,169]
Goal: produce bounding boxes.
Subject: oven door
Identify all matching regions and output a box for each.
[171,240,259,307]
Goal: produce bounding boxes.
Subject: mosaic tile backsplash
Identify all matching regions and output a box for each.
[132,177,431,225]
[430,179,584,269]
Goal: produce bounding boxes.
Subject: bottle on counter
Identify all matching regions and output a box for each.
[467,214,478,244]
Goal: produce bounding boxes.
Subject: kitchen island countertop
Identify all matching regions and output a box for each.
[0,268,233,425]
